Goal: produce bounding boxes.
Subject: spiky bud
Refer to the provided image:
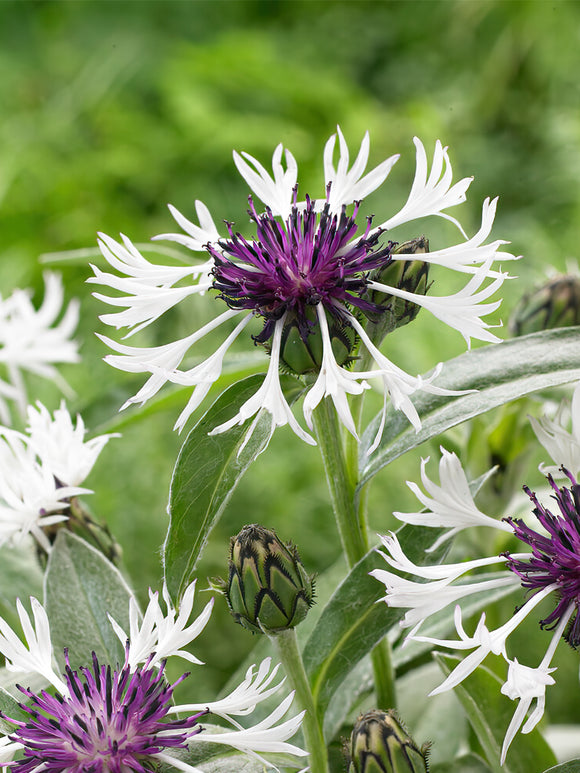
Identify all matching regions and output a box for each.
[365,237,431,345]
[279,308,355,374]
[223,524,315,634]
[348,710,430,773]
[509,274,580,336]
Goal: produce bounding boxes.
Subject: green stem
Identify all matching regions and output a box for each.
[311,399,367,567]
[271,629,329,773]
[313,395,397,709]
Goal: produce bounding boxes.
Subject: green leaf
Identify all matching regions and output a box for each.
[44,532,133,669]
[361,328,580,487]
[0,684,27,734]
[430,753,493,773]
[303,524,446,725]
[434,652,557,773]
[163,374,302,603]
[543,763,580,773]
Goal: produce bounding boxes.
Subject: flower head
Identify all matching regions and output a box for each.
[0,402,115,552]
[91,129,514,447]
[0,273,79,424]
[503,469,580,646]
[8,650,205,773]
[372,468,580,762]
[0,585,306,772]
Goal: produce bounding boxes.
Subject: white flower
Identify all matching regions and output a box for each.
[0,273,79,423]
[369,260,507,348]
[92,129,513,446]
[371,532,512,636]
[0,430,89,552]
[0,586,306,771]
[393,447,511,550]
[498,602,572,763]
[199,693,307,761]
[322,125,399,212]
[108,579,213,670]
[0,596,66,693]
[530,381,580,477]
[173,657,285,722]
[377,137,473,235]
[25,401,119,487]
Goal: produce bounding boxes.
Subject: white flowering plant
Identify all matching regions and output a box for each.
[1,127,580,773]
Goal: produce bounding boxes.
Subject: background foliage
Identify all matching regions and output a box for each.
[1,0,579,740]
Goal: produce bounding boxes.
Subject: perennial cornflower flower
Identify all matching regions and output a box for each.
[0,401,117,551]
[0,273,79,424]
[90,128,515,447]
[0,581,306,772]
[372,466,580,763]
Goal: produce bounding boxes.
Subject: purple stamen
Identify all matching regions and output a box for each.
[503,468,580,646]
[3,649,206,772]
[209,196,393,345]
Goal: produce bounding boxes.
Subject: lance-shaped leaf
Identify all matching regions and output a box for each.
[435,652,557,773]
[543,763,580,773]
[361,327,580,487]
[303,524,446,723]
[163,374,304,603]
[45,531,133,669]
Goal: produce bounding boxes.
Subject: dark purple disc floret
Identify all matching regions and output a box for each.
[4,650,205,773]
[208,194,393,344]
[503,469,580,646]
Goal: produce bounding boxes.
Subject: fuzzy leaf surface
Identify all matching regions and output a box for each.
[164,374,303,603]
[44,531,133,670]
[361,327,580,486]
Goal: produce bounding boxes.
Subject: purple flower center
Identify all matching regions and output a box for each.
[208,194,393,344]
[503,469,580,646]
[5,651,204,773]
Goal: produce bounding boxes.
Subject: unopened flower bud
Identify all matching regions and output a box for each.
[224,524,315,634]
[365,237,431,346]
[279,308,355,374]
[348,710,430,773]
[509,274,580,336]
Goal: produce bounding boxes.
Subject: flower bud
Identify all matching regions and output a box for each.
[224,524,315,634]
[279,308,355,374]
[365,237,431,346]
[509,274,580,336]
[348,710,430,773]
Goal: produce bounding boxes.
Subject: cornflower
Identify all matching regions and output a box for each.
[0,581,306,772]
[372,457,580,763]
[0,401,117,552]
[90,128,515,448]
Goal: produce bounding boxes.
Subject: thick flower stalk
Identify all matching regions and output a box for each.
[90,128,515,448]
[0,401,117,552]
[0,273,79,424]
[372,465,580,763]
[0,581,306,772]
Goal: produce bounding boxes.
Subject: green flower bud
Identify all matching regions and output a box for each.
[224,524,315,634]
[365,237,431,346]
[279,308,355,374]
[348,710,430,773]
[509,274,580,336]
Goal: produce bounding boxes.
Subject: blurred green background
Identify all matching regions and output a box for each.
[1,0,580,727]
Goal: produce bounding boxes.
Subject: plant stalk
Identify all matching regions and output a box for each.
[271,629,329,773]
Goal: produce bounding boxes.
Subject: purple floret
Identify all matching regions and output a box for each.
[503,469,580,646]
[4,649,205,772]
[209,193,393,344]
